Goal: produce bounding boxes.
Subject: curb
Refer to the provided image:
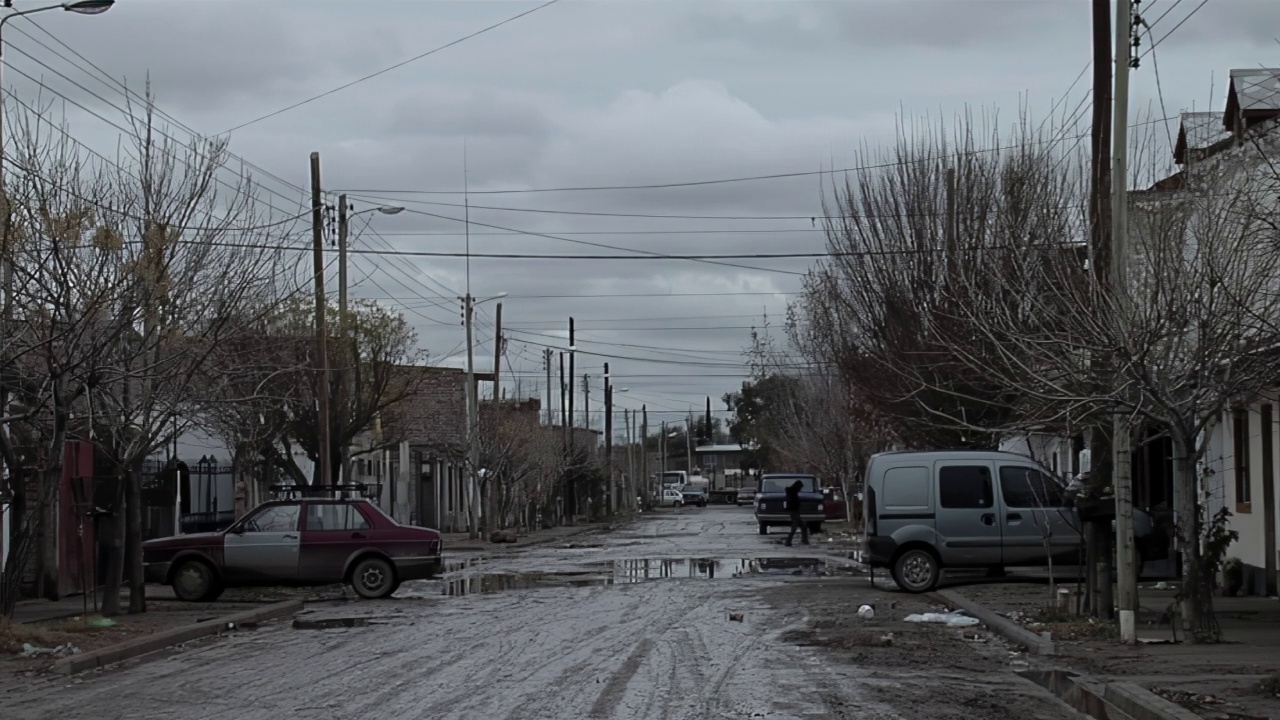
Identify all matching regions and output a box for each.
[934,589,1057,655]
[52,600,303,675]
[1105,682,1205,720]
[1019,670,1204,720]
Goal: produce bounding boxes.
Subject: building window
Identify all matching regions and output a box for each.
[704,454,718,469]
[1234,408,1252,509]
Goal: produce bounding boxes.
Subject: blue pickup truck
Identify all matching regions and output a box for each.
[754,473,825,535]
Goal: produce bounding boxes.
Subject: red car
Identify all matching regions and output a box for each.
[822,487,848,520]
[143,498,442,601]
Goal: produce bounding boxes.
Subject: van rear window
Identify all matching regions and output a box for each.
[882,466,930,509]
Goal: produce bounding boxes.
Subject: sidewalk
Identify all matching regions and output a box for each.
[945,576,1280,719]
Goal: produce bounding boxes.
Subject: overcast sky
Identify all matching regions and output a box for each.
[8,0,1278,437]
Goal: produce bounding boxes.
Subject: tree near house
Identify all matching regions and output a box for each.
[476,404,566,530]
[201,296,426,490]
[929,118,1280,640]
[0,103,147,618]
[85,97,296,616]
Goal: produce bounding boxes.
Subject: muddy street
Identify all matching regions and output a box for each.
[3,507,1080,720]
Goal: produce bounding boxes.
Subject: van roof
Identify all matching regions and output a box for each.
[869,449,1037,463]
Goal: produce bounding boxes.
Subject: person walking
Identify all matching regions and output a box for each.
[785,479,809,547]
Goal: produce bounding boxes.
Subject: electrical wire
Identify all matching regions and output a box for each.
[221,0,561,134]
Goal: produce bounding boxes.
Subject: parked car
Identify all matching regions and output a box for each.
[658,487,685,508]
[736,487,757,506]
[680,485,709,507]
[754,473,825,535]
[861,450,1159,593]
[143,498,443,601]
[822,486,848,520]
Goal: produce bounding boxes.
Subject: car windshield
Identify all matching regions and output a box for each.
[760,476,817,493]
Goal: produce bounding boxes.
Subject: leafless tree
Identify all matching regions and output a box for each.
[86,96,296,615]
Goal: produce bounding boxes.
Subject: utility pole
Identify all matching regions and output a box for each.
[641,405,648,506]
[604,363,613,515]
[544,348,553,425]
[310,152,332,490]
[1112,0,1138,645]
[567,318,576,521]
[492,302,504,403]
[559,351,568,522]
[661,421,667,475]
[582,374,590,431]
[1084,0,1116,622]
[686,413,694,474]
[625,409,634,512]
[463,293,479,539]
[336,194,350,490]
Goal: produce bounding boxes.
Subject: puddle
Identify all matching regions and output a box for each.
[440,557,850,596]
[292,617,388,630]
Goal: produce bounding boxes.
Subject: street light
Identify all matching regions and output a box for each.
[330,196,405,492]
[462,290,507,538]
[63,1,115,14]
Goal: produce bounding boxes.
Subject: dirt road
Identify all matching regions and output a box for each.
[3,506,1082,719]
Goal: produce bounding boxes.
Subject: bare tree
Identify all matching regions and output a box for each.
[87,97,295,616]
[0,100,144,618]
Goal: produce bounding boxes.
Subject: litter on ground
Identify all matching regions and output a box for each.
[903,612,980,627]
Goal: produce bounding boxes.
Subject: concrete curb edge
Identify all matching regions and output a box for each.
[935,589,1057,655]
[52,600,304,675]
[1104,681,1206,720]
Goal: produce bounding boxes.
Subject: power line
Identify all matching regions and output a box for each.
[348,192,833,222]
[389,206,808,276]
[334,116,1178,197]
[221,0,561,134]
[1140,0,1210,60]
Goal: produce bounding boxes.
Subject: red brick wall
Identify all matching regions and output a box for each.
[388,366,467,452]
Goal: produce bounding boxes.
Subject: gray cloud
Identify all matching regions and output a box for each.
[1,0,1274,415]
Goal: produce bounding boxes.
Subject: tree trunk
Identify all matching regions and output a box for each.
[0,467,31,618]
[37,479,58,600]
[1171,429,1213,641]
[126,460,146,614]
[100,478,126,617]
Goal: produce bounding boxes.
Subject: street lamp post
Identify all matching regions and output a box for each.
[462,291,506,539]
[335,196,402,490]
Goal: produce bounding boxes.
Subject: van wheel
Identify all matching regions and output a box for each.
[892,548,940,593]
[758,523,768,535]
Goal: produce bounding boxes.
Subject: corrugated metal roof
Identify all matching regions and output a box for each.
[1228,68,1280,112]
[1179,111,1230,150]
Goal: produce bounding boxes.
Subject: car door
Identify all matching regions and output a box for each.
[223,503,301,583]
[299,502,374,583]
[934,462,1003,566]
[997,464,1081,566]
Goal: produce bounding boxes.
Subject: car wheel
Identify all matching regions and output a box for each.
[892,548,940,593]
[171,559,222,602]
[758,522,768,535]
[351,556,397,599]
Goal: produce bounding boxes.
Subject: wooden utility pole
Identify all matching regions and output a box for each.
[641,405,648,506]
[310,152,332,490]
[492,302,504,403]
[567,318,576,521]
[1112,0,1138,645]
[944,166,958,281]
[604,362,613,515]
[544,348,554,425]
[336,194,350,490]
[1086,0,1116,622]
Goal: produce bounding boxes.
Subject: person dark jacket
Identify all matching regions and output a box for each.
[784,481,803,513]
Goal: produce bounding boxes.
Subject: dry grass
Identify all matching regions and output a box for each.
[0,616,117,654]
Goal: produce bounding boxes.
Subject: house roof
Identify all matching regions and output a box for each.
[694,444,747,454]
[1224,68,1280,128]
[1175,111,1232,164]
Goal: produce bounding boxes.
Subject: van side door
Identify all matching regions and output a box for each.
[934,462,1002,566]
[997,464,1081,566]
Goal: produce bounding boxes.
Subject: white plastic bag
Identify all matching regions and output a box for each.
[903,612,980,627]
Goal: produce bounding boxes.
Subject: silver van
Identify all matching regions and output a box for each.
[861,450,1152,592]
